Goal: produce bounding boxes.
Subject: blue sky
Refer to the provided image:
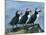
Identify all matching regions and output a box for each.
[5,0,44,31]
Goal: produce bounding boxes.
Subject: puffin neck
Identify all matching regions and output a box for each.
[35,11,38,15]
[16,14,20,17]
[24,12,29,16]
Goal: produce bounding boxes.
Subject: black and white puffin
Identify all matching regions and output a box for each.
[26,8,44,32]
[10,10,22,26]
[17,8,32,24]
[27,8,41,24]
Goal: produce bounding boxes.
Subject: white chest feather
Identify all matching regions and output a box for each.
[34,14,40,24]
[25,15,31,25]
[28,15,31,18]
[19,16,21,20]
[37,14,39,18]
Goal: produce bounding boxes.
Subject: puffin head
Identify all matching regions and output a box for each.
[35,8,41,14]
[16,10,22,16]
[25,8,32,15]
